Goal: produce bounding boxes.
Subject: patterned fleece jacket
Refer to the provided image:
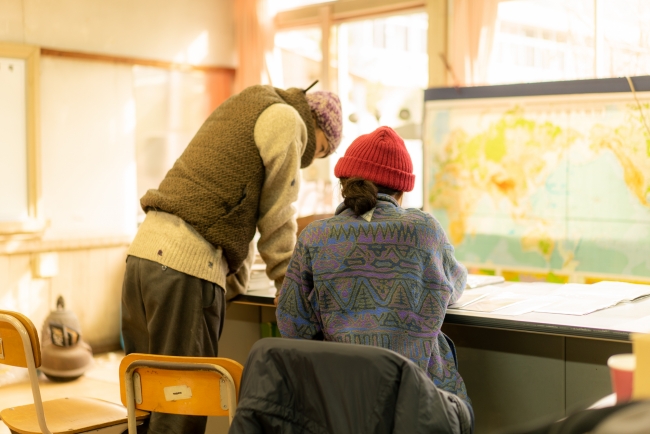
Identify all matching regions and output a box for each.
[276,194,470,403]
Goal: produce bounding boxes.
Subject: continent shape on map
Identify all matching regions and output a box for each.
[427,99,650,277]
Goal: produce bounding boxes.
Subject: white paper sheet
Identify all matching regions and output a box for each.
[465,274,505,289]
[449,285,504,308]
[458,291,529,312]
[589,281,650,301]
[449,292,490,308]
[247,270,274,294]
[533,295,621,315]
[497,282,561,296]
[493,296,564,316]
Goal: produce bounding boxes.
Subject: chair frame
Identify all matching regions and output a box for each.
[122,358,238,434]
[0,312,52,434]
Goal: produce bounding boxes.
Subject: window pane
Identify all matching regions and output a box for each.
[484,0,650,84]
[487,0,596,84]
[271,28,330,216]
[0,57,28,221]
[332,12,428,209]
[598,0,650,77]
[272,28,322,89]
[133,67,214,222]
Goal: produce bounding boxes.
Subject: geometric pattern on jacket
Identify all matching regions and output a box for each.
[276,194,470,404]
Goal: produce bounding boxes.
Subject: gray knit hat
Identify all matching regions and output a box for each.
[306,91,343,155]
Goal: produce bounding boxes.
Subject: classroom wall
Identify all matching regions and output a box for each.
[0,0,236,350]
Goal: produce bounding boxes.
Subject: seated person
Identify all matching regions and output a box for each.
[276,126,472,424]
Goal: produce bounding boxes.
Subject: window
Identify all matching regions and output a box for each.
[0,42,42,236]
[133,67,227,222]
[482,0,650,85]
[271,7,427,214]
[272,28,323,90]
[332,13,427,209]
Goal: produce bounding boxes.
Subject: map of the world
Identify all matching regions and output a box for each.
[424,91,650,280]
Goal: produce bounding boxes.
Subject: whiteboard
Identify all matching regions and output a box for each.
[0,56,28,221]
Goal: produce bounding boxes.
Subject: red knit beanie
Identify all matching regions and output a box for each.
[334,126,415,192]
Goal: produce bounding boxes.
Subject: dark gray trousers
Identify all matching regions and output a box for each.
[121,256,226,434]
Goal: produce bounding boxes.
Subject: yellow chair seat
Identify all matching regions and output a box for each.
[0,397,149,434]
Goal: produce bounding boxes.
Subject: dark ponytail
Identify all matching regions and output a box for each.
[340,177,402,216]
[341,178,378,216]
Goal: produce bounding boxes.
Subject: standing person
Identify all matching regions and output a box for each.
[276,126,473,433]
[122,84,342,434]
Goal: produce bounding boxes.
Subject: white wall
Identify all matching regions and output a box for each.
[0,0,235,238]
[1,0,235,66]
[0,0,235,347]
[40,57,138,238]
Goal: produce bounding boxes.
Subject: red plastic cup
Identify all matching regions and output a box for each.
[607,354,636,403]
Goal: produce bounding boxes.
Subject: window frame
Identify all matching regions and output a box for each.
[0,42,44,238]
[273,0,445,89]
[274,0,448,207]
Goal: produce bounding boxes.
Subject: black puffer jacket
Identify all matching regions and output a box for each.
[228,338,473,434]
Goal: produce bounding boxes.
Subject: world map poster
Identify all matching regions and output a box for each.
[424,81,650,281]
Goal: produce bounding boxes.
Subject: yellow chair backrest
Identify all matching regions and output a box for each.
[0,309,41,368]
[119,353,243,417]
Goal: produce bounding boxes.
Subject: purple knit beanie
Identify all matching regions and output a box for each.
[306,91,343,154]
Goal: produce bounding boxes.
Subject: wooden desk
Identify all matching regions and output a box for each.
[230,292,275,307]
[442,283,649,433]
[232,283,650,341]
[445,286,650,342]
[231,282,649,433]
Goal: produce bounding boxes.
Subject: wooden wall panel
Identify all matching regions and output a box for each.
[0,244,129,353]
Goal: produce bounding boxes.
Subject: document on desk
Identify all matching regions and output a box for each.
[247,269,275,296]
[449,291,488,308]
[531,282,650,315]
[533,295,621,315]
[449,285,502,308]
[465,274,505,289]
[451,283,560,314]
[493,295,564,316]
[452,281,650,316]
[589,281,650,301]
[457,291,530,312]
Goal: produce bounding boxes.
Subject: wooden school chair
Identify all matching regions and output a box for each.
[119,353,243,434]
[0,309,148,434]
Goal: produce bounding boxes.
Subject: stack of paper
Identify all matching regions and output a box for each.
[491,294,563,316]
[590,281,650,301]
[533,295,621,315]
[449,287,497,309]
[248,270,274,295]
[465,274,505,289]
[534,282,650,315]
[450,284,561,315]
[458,291,529,313]
[449,280,650,316]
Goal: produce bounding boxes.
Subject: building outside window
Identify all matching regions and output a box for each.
[270,6,427,214]
[484,0,650,85]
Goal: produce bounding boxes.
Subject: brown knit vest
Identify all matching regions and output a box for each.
[140,86,317,274]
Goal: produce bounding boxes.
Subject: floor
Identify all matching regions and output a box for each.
[0,352,230,434]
